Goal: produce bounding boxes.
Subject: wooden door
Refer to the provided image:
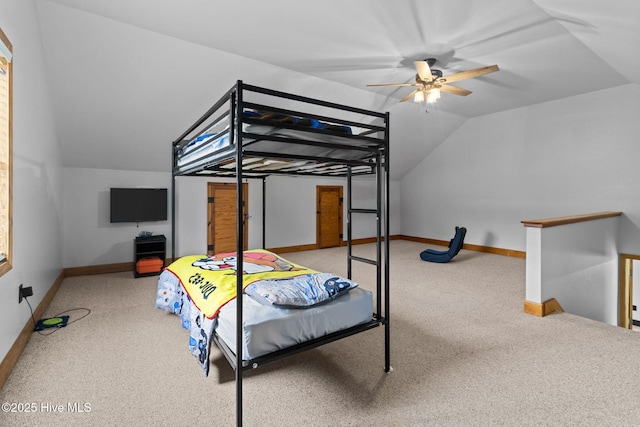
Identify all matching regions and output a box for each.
[316,185,343,249]
[207,182,248,255]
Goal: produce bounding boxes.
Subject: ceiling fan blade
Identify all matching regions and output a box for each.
[367,83,418,87]
[414,61,433,82]
[439,84,472,96]
[441,64,499,83]
[400,89,419,103]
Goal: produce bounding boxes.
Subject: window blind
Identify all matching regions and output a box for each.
[0,27,10,268]
[0,34,12,62]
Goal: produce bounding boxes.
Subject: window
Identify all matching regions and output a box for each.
[0,27,12,276]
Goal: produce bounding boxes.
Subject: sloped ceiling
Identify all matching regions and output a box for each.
[34,0,639,179]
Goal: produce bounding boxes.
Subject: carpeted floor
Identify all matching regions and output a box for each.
[2,240,640,426]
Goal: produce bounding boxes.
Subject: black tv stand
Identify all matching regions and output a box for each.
[133,234,166,278]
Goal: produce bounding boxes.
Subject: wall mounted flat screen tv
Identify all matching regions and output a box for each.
[110,188,168,223]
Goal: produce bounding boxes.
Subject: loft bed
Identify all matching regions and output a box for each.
[162,80,390,425]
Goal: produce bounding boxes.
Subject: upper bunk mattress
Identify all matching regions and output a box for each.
[175,109,383,176]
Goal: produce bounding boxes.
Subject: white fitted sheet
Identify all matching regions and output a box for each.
[215,287,373,361]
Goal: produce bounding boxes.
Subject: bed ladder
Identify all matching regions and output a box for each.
[346,155,390,375]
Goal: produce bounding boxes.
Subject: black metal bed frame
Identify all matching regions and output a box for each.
[170,81,390,426]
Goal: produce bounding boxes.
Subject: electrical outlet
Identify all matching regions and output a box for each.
[18,284,33,303]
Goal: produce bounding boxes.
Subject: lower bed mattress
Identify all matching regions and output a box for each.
[216,287,373,361]
[155,251,373,374]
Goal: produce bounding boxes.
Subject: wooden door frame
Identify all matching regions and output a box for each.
[207,182,248,254]
[619,253,640,329]
[316,185,343,249]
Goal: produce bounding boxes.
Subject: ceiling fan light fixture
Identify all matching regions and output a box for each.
[414,87,440,104]
[426,88,441,103]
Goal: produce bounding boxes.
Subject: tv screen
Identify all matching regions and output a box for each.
[110,188,168,223]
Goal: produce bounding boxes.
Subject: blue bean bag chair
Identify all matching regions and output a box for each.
[420,226,467,263]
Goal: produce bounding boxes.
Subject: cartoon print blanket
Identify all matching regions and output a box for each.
[165,249,315,319]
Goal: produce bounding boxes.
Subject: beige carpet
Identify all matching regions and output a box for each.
[2,240,640,426]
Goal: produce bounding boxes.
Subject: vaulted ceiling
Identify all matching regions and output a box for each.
[35,0,639,179]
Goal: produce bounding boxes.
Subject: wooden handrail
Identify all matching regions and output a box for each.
[521,211,622,228]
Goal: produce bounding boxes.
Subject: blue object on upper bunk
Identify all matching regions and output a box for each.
[194,133,215,142]
[247,110,352,134]
[419,226,467,263]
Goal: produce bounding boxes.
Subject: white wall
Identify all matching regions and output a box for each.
[62,167,172,268]
[525,217,620,325]
[264,175,400,248]
[401,83,640,253]
[64,172,401,264]
[0,0,63,362]
[45,0,401,267]
[35,0,394,175]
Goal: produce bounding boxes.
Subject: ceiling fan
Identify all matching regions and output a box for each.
[367,58,499,104]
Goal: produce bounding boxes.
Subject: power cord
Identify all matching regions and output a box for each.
[23,296,91,336]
